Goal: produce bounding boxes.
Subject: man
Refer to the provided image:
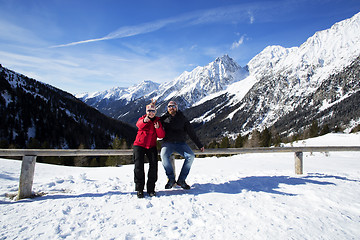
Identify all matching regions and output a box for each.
[160,100,205,189]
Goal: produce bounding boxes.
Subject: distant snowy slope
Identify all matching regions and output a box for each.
[287,133,360,147]
[76,80,160,102]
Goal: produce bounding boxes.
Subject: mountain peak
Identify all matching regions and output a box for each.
[208,54,242,75]
[128,80,159,90]
[215,54,232,62]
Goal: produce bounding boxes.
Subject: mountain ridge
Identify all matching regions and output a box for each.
[0,65,136,149]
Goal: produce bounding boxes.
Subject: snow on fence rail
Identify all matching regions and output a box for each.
[1,146,360,200]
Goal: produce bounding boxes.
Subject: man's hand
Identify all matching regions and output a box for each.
[200,147,205,152]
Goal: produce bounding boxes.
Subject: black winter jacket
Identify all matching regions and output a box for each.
[160,110,203,149]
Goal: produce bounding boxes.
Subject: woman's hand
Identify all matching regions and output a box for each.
[154,122,159,129]
[144,116,150,123]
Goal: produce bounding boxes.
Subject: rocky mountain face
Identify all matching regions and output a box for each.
[78,12,360,144]
[186,55,360,142]
[0,65,136,149]
[274,55,360,135]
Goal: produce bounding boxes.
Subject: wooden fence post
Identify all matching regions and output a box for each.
[17,155,37,200]
[294,152,303,175]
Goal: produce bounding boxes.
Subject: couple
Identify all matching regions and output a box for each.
[132,99,205,198]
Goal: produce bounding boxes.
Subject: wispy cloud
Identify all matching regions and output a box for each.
[50,19,174,48]
[231,35,246,49]
[248,11,255,24]
[50,4,258,48]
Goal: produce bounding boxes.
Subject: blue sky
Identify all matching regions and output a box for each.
[0,0,359,95]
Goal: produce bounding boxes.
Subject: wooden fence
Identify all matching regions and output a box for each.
[1,146,360,200]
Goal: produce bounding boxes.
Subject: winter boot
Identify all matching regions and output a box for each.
[137,190,144,198]
[165,179,176,189]
[148,192,156,197]
[177,180,190,190]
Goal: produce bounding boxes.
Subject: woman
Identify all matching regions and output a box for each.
[133,99,165,198]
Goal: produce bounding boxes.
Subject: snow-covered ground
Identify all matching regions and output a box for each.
[1,133,360,239]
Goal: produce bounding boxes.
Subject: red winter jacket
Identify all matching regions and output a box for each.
[133,115,165,149]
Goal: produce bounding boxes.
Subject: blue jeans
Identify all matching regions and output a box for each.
[160,142,195,182]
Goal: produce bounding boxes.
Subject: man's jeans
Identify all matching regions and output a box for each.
[160,142,195,182]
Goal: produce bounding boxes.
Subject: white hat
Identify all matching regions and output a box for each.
[146,99,157,112]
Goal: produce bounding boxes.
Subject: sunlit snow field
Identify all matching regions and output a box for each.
[1,133,360,239]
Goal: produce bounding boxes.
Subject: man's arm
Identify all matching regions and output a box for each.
[184,120,204,150]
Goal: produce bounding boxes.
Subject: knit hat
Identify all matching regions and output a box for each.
[146,99,157,112]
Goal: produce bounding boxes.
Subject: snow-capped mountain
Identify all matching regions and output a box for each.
[187,11,360,141]
[76,80,160,103]
[78,12,360,143]
[78,54,248,123]
[153,54,248,107]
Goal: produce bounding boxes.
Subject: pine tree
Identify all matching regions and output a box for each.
[270,126,282,147]
[247,129,261,147]
[309,120,319,138]
[351,124,360,133]
[106,135,128,166]
[234,134,245,148]
[74,143,89,167]
[0,139,9,148]
[260,127,272,147]
[27,138,41,149]
[207,140,220,149]
[220,136,231,148]
[112,136,122,149]
[320,124,330,136]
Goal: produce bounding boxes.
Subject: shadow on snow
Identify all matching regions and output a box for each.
[2,173,359,204]
[156,173,359,197]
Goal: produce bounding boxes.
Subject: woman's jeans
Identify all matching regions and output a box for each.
[160,142,195,182]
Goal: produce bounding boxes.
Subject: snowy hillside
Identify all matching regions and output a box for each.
[1,133,360,239]
[228,11,360,113]
[186,12,360,140]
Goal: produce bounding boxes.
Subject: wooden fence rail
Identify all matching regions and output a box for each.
[1,146,360,200]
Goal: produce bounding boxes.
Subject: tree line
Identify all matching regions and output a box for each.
[206,120,359,149]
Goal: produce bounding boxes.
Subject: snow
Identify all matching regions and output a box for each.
[76,81,159,102]
[287,133,360,147]
[2,91,12,107]
[1,133,360,239]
